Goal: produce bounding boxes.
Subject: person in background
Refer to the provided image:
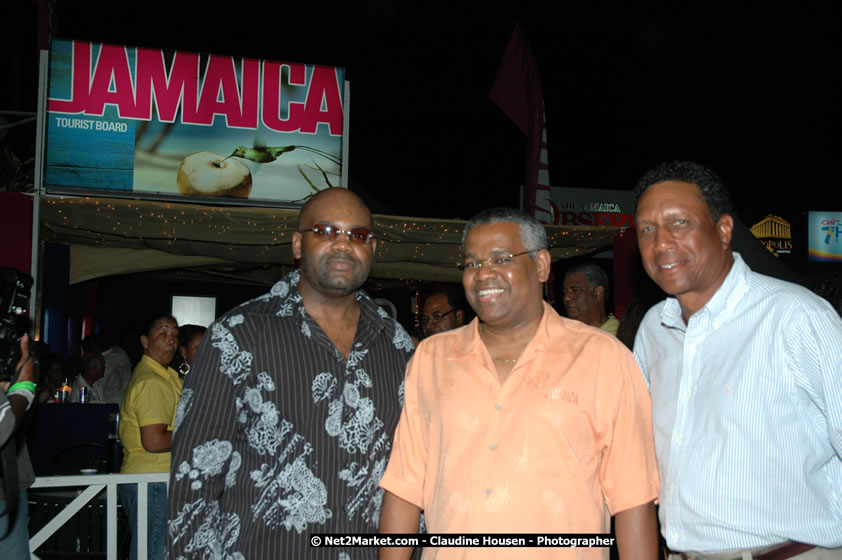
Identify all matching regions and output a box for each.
[562,261,619,335]
[82,333,132,407]
[172,324,206,377]
[37,353,66,403]
[633,161,842,559]
[70,352,105,402]
[420,285,468,338]
[118,314,181,560]
[0,335,37,557]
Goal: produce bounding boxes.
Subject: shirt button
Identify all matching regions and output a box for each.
[672,531,679,541]
[495,404,502,411]
[668,483,675,493]
[485,488,492,495]
[489,444,497,451]
[683,390,691,399]
[676,435,684,446]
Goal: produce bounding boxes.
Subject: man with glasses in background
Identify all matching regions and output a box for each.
[378,208,660,560]
[421,285,468,338]
[167,188,414,559]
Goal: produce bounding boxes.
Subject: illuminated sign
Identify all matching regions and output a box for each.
[749,214,792,258]
[45,39,345,205]
[808,211,842,262]
[548,187,635,227]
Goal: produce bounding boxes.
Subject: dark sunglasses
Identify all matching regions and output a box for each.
[300,224,374,245]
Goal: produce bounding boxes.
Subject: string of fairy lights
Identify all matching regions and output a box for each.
[40,195,621,280]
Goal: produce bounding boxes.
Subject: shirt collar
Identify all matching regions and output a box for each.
[660,251,750,329]
[274,269,387,340]
[139,353,179,379]
[449,300,554,361]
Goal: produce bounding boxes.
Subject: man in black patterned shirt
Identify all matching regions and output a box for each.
[166,189,414,559]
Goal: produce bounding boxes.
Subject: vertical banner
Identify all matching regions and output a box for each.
[45,40,345,205]
[808,211,842,262]
[490,25,551,223]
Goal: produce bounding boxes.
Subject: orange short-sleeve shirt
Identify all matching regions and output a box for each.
[380,302,659,559]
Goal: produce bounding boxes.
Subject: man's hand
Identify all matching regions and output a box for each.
[378,491,421,560]
[615,500,658,560]
[1,334,36,392]
[2,334,38,431]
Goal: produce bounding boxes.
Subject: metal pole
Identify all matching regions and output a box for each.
[341,80,350,189]
[31,49,49,337]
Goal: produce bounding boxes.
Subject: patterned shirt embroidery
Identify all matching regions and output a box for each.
[167,271,413,559]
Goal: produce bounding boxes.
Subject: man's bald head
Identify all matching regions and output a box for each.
[298,188,373,232]
[293,188,377,299]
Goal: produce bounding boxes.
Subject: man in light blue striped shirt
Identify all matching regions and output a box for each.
[632,161,842,560]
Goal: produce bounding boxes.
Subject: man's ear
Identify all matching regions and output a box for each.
[594,285,605,303]
[292,231,303,260]
[535,249,552,283]
[717,213,734,249]
[140,335,149,351]
[455,309,465,326]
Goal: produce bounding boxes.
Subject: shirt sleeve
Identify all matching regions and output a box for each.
[166,318,244,559]
[599,342,660,515]
[379,345,428,508]
[632,310,656,389]
[786,298,842,459]
[0,391,14,448]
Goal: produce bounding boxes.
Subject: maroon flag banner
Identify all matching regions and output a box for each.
[489,24,552,223]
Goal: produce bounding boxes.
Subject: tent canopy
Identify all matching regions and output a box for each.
[40,195,622,285]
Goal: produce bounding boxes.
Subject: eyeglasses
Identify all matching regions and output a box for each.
[456,250,536,271]
[300,224,374,245]
[420,308,457,327]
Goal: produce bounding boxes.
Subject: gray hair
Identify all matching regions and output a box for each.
[462,208,548,256]
[563,262,609,291]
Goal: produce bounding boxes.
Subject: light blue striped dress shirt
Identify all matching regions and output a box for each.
[634,253,842,553]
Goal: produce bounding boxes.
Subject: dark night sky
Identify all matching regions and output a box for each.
[5,2,841,225]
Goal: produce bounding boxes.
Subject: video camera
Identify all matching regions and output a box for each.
[0,267,33,383]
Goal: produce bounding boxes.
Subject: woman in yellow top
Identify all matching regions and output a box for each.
[118,314,182,560]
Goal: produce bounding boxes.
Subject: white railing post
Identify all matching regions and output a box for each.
[29,473,168,559]
[106,482,117,560]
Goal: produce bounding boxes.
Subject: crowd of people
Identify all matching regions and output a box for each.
[1,161,840,559]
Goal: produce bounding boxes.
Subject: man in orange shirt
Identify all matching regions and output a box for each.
[379,208,659,559]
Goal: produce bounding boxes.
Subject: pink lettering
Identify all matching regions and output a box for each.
[85,44,135,117]
[262,62,308,132]
[194,55,256,127]
[300,65,344,135]
[134,49,200,122]
[48,41,343,136]
[47,41,91,114]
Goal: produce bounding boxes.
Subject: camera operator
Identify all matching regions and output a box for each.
[0,334,37,556]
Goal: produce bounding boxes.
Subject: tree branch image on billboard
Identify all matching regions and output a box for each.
[46,40,345,204]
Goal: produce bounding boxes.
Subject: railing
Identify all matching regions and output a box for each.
[29,472,169,560]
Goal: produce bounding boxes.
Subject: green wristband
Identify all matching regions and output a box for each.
[8,381,37,394]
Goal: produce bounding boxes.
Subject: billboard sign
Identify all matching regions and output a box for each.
[808,211,842,262]
[547,187,635,227]
[749,214,793,258]
[46,39,345,205]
